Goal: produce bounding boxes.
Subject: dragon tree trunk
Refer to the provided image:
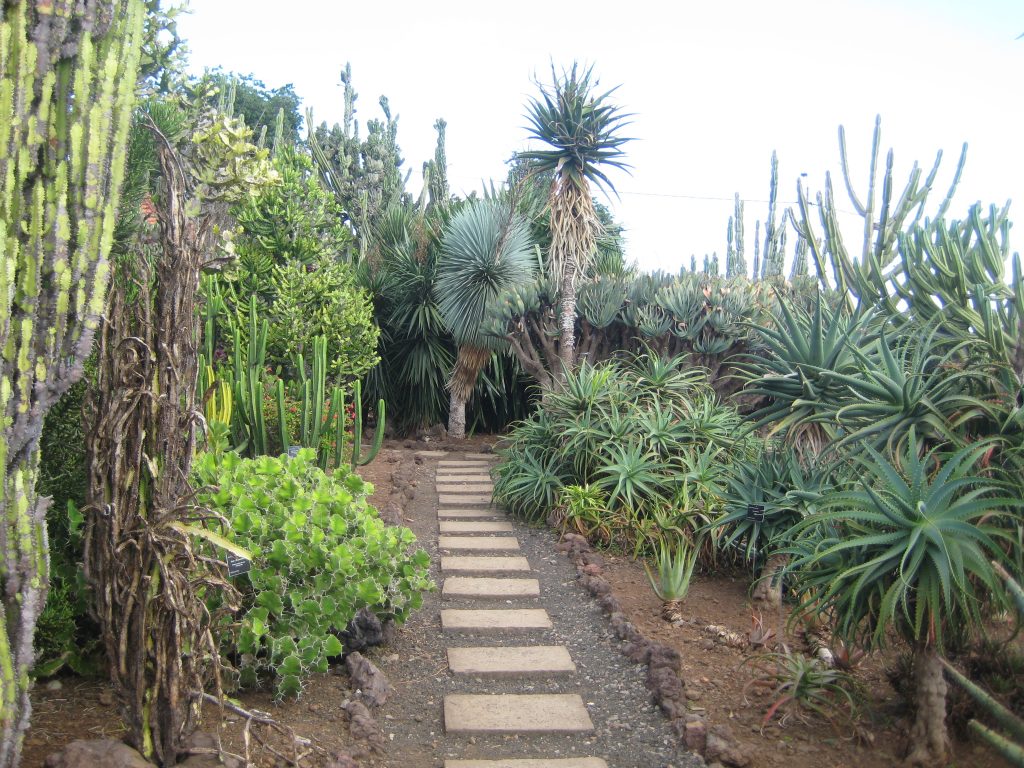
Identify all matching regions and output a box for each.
[84,124,238,766]
[0,4,143,766]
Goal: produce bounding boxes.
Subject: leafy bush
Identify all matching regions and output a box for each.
[267,260,379,386]
[35,379,101,676]
[194,449,432,698]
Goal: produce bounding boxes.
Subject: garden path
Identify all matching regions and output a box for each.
[428,454,692,768]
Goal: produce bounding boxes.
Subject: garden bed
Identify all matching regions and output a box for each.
[598,554,1009,768]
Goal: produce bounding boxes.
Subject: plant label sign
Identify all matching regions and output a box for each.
[226,553,252,577]
[746,504,766,523]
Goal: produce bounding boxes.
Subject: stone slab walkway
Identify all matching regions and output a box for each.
[434,459,608,767]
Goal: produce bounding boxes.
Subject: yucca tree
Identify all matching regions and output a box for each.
[783,435,1020,767]
[520,63,632,381]
[438,200,536,438]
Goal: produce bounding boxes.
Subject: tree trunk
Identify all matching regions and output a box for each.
[448,390,466,440]
[752,552,787,609]
[558,273,577,380]
[905,646,949,767]
[84,131,237,767]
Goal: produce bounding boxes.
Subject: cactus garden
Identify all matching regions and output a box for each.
[3,3,1022,768]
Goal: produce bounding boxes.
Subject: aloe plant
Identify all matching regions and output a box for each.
[645,536,700,622]
[783,434,1020,766]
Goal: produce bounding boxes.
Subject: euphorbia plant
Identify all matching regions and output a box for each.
[782,434,1020,767]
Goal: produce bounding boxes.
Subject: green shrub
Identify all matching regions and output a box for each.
[194,449,432,699]
[35,378,101,676]
[494,356,747,555]
[267,260,380,385]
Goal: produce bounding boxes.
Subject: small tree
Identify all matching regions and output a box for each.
[437,200,536,438]
[784,438,1019,766]
[85,99,276,765]
[519,63,632,381]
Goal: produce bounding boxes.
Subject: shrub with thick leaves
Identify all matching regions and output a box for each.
[194,449,431,699]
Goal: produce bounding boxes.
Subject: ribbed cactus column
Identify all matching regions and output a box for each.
[0,3,143,767]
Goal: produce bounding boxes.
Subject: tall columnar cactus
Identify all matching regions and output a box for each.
[761,151,785,279]
[794,115,965,302]
[350,378,385,469]
[230,295,270,455]
[726,193,747,278]
[0,4,144,767]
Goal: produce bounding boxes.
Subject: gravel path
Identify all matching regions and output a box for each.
[371,451,703,768]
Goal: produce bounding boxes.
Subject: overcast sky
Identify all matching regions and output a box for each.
[178,0,1023,273]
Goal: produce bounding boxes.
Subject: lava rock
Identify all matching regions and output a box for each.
[705,724,752,768]
[683,718,708,752]
[344,700,386,756]
[380,499,403,526]
[340,608,392,653]
[597,593,621,614]
[580,551,605,568]
[581,574,612,597]
[623,639,653,664]
[44,740,151,768]
[178,731,245,768]
[648,643,682,674]
[345,651,391,707]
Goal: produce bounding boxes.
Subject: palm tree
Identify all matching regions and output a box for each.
[519,63,632,381]
[438,200,536,438]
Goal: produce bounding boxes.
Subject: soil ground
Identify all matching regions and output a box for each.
[22,436,1017,767]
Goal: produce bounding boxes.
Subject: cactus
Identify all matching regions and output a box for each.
[230,296,270,455]
[350,378,385,468]
[794,115,965,302]
[733,193,747,277]
[761,152,785,278]
[752,220,762,281]
[941,563,1024,766]
[0,4,144,766]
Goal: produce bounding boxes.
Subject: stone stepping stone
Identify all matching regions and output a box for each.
[439,536,520,552]
[438,460,492,468]
[438,508,504,520]
[442,577,539,599]
[439,520,513,534]
[436,483,495,493]
[444,694,594,734]
[447,645,576,678]
[462,452,495,460]
[445,761,605,768]
[441,556,531,575]
[438,494,493,506]
[441,608,552,633]
[416,450,449,457]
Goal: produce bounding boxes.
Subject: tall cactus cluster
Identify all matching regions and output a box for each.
[0,3,144,766]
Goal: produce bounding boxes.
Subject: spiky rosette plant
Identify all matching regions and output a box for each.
[519,62,632,380]
[438,200,536,438]
[783,435,1020,767]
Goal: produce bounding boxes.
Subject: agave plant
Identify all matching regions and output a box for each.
[645,536,700,622]
[783,434,1020,766]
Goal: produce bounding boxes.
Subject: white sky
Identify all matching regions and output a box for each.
[178,0,1023,273]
